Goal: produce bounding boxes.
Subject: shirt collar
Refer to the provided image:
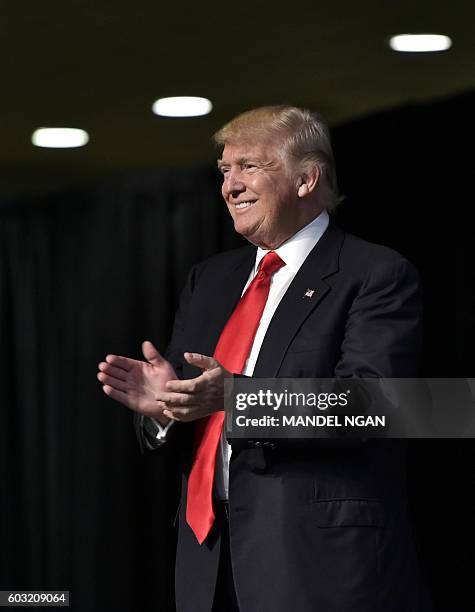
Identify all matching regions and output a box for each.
[254,209,330,274]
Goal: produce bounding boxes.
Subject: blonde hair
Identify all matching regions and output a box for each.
[213,105,342,211]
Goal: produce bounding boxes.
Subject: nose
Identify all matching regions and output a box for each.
[223,169,246,199]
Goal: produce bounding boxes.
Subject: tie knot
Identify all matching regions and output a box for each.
[258,251,285,278]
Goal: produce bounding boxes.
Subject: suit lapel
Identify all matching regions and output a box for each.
[199,247,256,357]
[253,222,344,377]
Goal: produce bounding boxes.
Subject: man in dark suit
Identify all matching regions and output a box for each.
[97,106,431,611]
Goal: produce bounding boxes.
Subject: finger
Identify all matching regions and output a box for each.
[184,352,220,371]
[105,354,136,372]
[102,385,132,409]
[97,372,130,392]
[155,391,193,406]
[142,340,166,367]
[165,376,203,393]
[98,362,128,381]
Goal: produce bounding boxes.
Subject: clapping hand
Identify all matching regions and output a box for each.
[97,340,176,425]
[156,352,232,423]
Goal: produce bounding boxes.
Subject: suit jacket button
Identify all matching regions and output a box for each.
[254,441,262,447]
[263,442,270,448]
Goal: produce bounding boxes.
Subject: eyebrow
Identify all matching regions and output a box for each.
[217,156,274,169]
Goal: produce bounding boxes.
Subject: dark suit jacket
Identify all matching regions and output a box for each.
[136,222,433,612]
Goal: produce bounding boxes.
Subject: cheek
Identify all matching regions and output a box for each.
[249,176,265,194]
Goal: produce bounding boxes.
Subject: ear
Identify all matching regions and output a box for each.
[297,163,320,198]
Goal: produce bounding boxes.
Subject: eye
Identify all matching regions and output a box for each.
[244,163,257,171]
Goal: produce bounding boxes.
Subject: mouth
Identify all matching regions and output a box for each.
[233,199,257,211]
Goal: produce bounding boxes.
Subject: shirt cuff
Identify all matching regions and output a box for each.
[142,416,174,449]
[152,417,174,441]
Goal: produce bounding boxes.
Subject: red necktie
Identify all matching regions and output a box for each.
[186,251,285,544]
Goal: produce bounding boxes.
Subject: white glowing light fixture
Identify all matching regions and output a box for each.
[389,34,452,53]
[32,127,89,148]
[152,96,213,117]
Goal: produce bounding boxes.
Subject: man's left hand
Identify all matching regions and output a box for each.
[157,352,232,422]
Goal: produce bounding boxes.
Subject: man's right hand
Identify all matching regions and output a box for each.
[97,340,176,425]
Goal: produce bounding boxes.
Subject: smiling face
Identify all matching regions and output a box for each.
[218,141,303,249]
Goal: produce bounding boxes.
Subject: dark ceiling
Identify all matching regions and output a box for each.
[1,0,474,198]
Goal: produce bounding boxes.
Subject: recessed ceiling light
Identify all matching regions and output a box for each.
[152,96,213,117]
[32,127,89,148]
[389,34,452,53]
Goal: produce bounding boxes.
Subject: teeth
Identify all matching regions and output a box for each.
[235,201,254,209]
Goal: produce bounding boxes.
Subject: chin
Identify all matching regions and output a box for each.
[233,218,267,246]
[233,220,253,238]
[238,229,268,248]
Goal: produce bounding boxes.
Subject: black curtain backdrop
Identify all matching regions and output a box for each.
[1,91,474,612]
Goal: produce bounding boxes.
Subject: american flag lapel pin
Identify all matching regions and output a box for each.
[304,288,315,298]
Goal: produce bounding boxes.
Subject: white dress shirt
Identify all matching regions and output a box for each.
[151,210,330,500]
